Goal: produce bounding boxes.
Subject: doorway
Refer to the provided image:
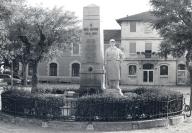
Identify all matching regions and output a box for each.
[143,63,154,84]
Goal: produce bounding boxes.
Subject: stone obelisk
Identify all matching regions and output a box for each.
[80,4,105,96]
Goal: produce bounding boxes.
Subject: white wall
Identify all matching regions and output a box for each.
[120,21,162,58]
[121,40,161,57]
[121,22,160,38]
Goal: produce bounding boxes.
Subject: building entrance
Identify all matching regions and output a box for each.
[143,63,154,84]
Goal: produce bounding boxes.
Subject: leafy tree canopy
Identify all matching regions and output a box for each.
[150,0,192,107]
[150,0,192,63]
[1,3,80,88]
[0,0,25,62]
[7,6,80,62]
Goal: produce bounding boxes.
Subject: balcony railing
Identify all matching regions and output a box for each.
[126,52,174,60]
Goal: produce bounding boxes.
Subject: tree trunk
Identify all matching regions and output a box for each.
[189,70,192,108]
[185,53,192,108]
[31,60,38,93]
[22,62,27,86]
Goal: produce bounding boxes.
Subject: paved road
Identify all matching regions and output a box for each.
[0,117,192,133]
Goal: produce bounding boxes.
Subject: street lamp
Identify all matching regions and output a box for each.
[10,51,15,88]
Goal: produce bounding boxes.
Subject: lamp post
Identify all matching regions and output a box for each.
[11,61,13,88]
[10,51,14,88]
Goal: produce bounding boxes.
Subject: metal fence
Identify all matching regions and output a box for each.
[1,95,184,121]
[1,96,77,121]
[75,96,184,121]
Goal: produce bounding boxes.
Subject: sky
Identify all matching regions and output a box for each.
[26,0,151,29]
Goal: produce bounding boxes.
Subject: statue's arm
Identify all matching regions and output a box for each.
[119,49,124,60]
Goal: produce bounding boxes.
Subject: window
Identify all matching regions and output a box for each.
[144,23,152,33]
[72,43,80,55]
[129,42,136,54]
[160,65,168,75]
[178,64,186,70]
[143,63,154,69]
[177,64,187,84]
[129,65,137,75]
[145,43,152,58]
[130,22,136,32]
[72,63,80,77]
[49,63,57,76]
[28,63,33,76]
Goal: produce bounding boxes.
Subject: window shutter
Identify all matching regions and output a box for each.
[129,42,136,54]
[130,22,136,32]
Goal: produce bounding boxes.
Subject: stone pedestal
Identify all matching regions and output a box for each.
[104,89,123,97]
[80,4,105,96]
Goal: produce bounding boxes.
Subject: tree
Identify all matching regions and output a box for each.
[8,6,79,92]
[0,0,25,74]
[0,0,13,20]
[150,0,192,107]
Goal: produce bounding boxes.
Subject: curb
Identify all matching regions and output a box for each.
[0,112,184,131]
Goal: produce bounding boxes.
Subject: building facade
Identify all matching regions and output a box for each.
[27,11,188,85]
[27,42,81,83]
[116,12,188,85]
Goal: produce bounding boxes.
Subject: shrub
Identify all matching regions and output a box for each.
[1,89,76,120]
[1,87,183,121]
[75,87,183,121]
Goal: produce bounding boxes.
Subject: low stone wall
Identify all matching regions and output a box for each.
[0,112,184,131]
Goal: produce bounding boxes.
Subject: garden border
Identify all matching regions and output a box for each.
[0,111,184,131]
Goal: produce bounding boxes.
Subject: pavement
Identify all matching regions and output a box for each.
[0,117,192,133]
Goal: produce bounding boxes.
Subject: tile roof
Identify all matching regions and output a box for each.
[116,11,158,24]
[103,30,121,43]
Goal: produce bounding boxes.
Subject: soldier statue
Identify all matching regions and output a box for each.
[105,39,124,95]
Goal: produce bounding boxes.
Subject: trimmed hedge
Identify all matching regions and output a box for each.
[75,87,183,121]
[1,89,76,120]
[1,87,183,121]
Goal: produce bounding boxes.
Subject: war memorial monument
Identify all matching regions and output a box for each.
[80,4,124,96]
